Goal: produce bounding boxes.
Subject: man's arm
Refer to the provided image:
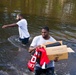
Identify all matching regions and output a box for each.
[28,46,36,53]
[2,23,18,28]
[29,45,42,53]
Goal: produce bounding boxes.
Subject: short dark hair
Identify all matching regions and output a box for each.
[42,26,49,32]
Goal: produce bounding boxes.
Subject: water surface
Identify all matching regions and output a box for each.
[0,0,76,75]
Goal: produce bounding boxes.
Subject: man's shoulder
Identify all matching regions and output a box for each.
[17,19,27,26]
[49,36,56,41]
[34,35,42,38]
[33,35,42,40]
[50,36,55,39]
[20,19,27,22]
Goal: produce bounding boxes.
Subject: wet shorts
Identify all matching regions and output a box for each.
[19,37,29,44]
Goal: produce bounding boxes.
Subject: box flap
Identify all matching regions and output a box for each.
[67,47,75,53]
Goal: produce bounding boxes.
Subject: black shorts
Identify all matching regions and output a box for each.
[35,67,55,75]
[19,37,29,44]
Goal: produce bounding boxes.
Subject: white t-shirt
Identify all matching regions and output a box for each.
[16,19,30,39]
[30,35,56,68]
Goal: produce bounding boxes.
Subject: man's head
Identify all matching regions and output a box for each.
[16,13,24,21]
[41,26,50,39]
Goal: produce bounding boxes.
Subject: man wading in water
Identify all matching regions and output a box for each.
[29,26,58,75]
[2,13,30,45]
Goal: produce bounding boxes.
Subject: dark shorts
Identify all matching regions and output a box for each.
[35,67,55,75]
[19,37,29,44]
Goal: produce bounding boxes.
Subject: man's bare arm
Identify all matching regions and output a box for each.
[28,46,36,53]
[28,45,42,53]
[2,23,18,28]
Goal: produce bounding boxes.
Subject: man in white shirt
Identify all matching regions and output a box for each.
[2,13,30,45]
[29,26,57,75]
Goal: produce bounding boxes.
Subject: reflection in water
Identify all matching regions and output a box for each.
[0,0,76,75]
[0,0,76,23]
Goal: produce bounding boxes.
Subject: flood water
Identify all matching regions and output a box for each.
[0,0,76,75]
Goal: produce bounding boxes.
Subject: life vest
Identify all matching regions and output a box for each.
[37,47,50,67]
[27,50,38,72]
[27,47,50,71]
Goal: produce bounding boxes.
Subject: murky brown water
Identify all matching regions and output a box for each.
[0,0,76,75]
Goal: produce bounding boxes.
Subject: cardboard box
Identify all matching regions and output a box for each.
[43,41,62,45]
[43,41,75,60]
[46,45,68,60]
